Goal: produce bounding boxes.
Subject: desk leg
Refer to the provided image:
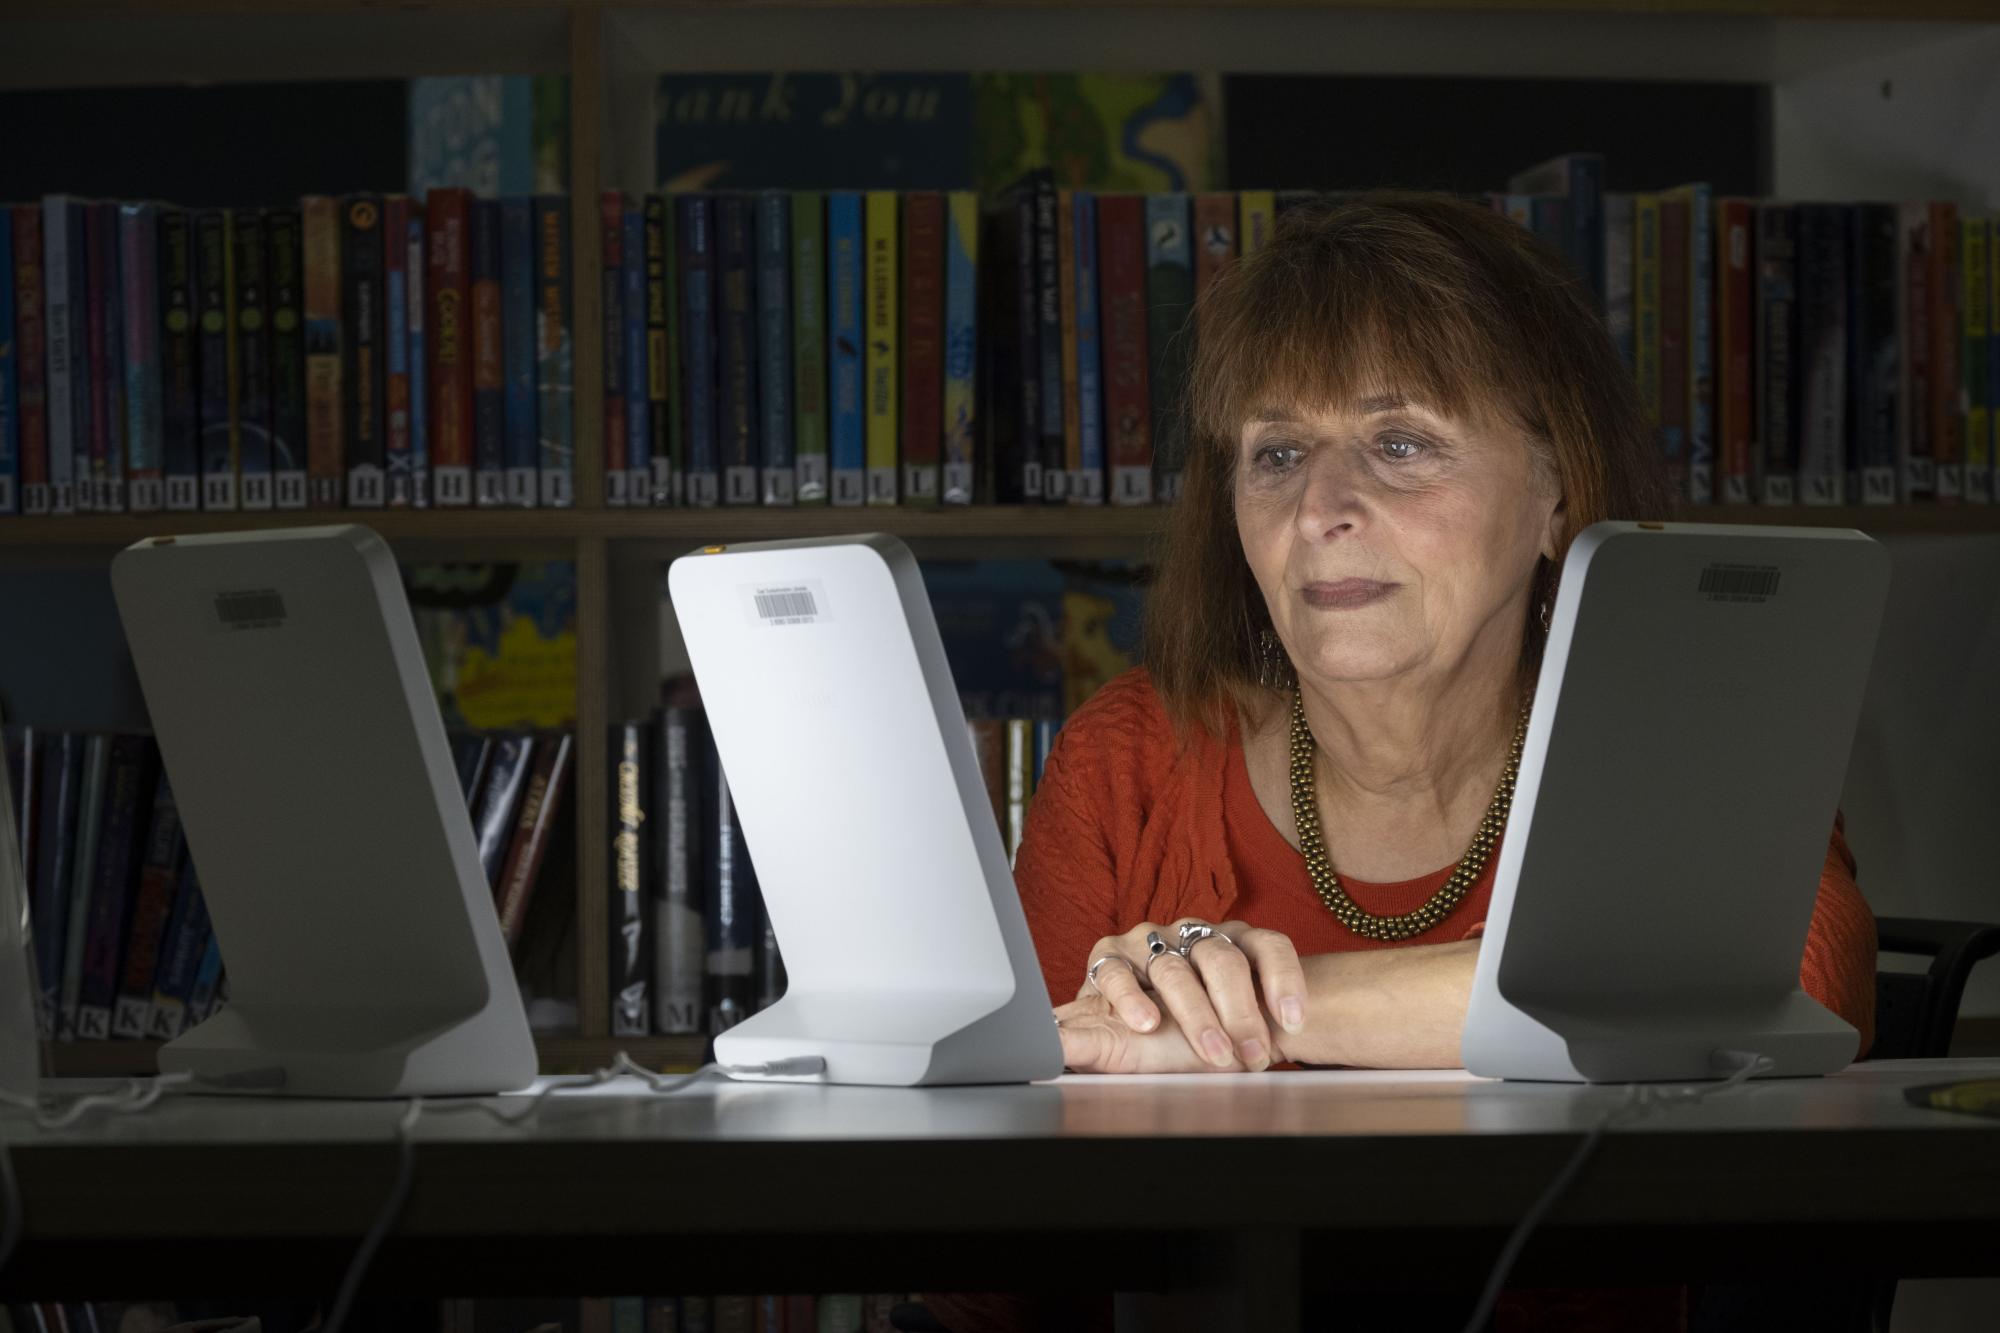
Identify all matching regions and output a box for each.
[1113,1227,1301,1333]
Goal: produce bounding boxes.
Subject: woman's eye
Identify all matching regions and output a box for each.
[1379,434,1425,461]
[1253,443,1303,472]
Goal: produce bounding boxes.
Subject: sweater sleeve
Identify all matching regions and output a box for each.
[1801,812,1877,1060]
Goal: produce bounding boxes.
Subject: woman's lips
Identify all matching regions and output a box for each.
[1302,579,1397,609]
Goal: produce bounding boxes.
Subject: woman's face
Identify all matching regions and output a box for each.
[1234,390,1561,689]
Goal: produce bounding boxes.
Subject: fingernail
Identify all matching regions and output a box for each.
[1281,997,1305,1032]
[1239,1038,1266,1067]
[1130,1007,1157,1032]
[1201,1028,1234,1067]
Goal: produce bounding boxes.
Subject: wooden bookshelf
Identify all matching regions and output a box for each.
[4,0,1994,1071]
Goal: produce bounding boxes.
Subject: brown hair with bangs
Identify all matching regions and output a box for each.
[1145,189,1672,739]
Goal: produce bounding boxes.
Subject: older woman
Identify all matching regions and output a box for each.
[1028,191,1875,1079]
[923,192,1876,1333]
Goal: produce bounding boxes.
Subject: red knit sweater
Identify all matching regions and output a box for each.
[1017,668,1878,1057]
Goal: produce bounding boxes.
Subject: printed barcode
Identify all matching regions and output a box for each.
[755,589,818,621]
[1698,566,1781,600]
[216,588,287,627]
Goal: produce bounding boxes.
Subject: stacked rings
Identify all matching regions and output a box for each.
[1176,921,1232,958]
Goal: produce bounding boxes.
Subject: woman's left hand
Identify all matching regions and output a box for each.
[1068,918,1307,1073]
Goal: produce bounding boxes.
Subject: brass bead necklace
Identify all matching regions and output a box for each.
[1287,689,1530,942]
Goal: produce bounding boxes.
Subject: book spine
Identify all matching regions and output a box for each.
[1572,156,1608,308]
[755,189,793,506]
[653,706,704,1035]
[185,931,223,1027]
[755,891,785,1012]
[1680,183,1714,505]
[470,198,506,507]
[702,724,755,1035]
[645,194,674,505]
[978,204,1020,504]
[1634,195,1662,482]
[1238,191,1276,258]
[1715,198,1754,504]
[1034,174,1066,502]
[1056,188,1081,500]
[381,196,415,508]
[474,733,537,890]
[12,206,47,514]
[677,193,719,508]
[1010,187,1044,502]
[942,191,979,506]
[1930,201,1962,501]
[1755,202,1798,505]
[1796,203,1848,505]
[194,208,237,511]
[41,197,81,514]
[85,201,121,512]
[341,195,386,508]
[534,194,574,507]
[266,206,308,509]
[826,192,864,507]
[1004,718,1034,866]
[610,722,650,1036]
[1992,218,2000,507]
[660,197,684,506]
[1850,204,1900,506]
[1963,214,1991,503]
[1192,192,1239,325]
[146,861,209,1040]
[74,735,156,1040]
[716,193,760,506]
[1144,192,1193,503]
[900,191,943,506]
[496,731,571,949]
[58,734,112,1038]
[1100,194,1153,505]
[118,203,163,513]
[863,190,899,506]
[499,197,539,508]
[30,733,81,1038]
[1657,195,1689,503]
[601,191,628,506]
[404,209,429,507]
[427,188,474,507]
[1071,192,1104,506]
[111,765,180,1041]
[624,200,652,506]
[0,211,12,515]
[0,217,14,511]
[232,208,273,511]
[1603,193,1635,368]
[791,191,828,505]
[300,195,345,508]
[1897,203,1932,501]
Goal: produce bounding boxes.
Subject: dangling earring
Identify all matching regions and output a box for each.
[1537,599,1552,633]
[1256,627,1292,689]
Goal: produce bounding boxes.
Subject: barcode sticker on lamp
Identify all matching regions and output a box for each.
[747,581,830,627]
[1697,564,1781,602]
[214,588,288,629]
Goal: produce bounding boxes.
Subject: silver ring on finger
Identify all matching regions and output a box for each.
[1142,930,1177,982]
[1175,921,1233,959]
[1085,954,1131,995]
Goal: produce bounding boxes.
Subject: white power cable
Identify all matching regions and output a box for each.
[0,1050,826,1327]
[1457,1051,1777,1333]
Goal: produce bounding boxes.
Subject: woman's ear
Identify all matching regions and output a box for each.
[1540,494,1566,564]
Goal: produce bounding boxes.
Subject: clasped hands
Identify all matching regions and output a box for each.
[1054,919,1306,1074]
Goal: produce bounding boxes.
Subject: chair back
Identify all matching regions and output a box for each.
[1869,917,2000,1060]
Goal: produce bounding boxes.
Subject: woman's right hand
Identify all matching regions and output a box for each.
[1054,993,1221,1074]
